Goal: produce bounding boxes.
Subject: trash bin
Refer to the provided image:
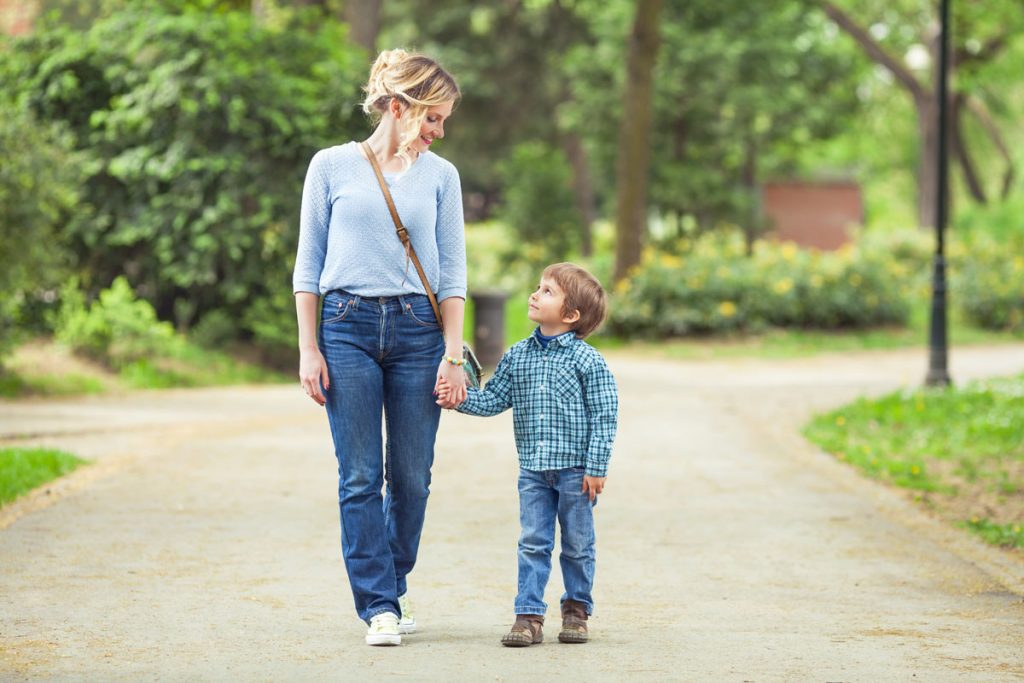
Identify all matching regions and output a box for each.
[470,289,507,370]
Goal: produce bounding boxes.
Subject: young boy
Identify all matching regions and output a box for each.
[437,262,618,647]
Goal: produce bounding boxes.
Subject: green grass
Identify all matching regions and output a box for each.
[803,373,1024,549]
[0,372,107,398]
[116,343,287,390]
[0,447,87,506]
[463,287,1024,360]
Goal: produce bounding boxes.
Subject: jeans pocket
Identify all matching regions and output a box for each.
[404,300,440,328]
[323,296,354,324]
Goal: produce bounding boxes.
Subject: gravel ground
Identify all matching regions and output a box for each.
[1,344,1022,682]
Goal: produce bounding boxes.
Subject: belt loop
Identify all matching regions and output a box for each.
[351,294,361,310]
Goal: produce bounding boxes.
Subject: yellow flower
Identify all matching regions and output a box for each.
[835,415,846,426]
[659,254,683,269]
[911,465,921,475]
[773,277,794,295]
[1014,257,1024,272]
[781,242,798,261]
[719,301,737,318]
[614,278,632,295]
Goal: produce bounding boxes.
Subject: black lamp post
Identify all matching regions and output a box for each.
[926,0,952,387]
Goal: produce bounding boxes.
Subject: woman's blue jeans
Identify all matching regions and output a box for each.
[318,290,444,623]
[514,467,597,617]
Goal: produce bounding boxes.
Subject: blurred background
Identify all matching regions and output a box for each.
[1,0,1022,395]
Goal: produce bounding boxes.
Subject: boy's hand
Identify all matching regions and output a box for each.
[582,475,606,501]
[435,378,456,406]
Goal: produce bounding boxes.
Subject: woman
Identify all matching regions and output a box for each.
[293,49,468,646]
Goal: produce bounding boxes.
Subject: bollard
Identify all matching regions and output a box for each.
[470,289,507,370]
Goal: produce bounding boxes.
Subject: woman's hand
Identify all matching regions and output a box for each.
[299,347,330,406]
[435,358,467,409]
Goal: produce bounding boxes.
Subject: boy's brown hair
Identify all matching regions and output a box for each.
[542,262,608,339]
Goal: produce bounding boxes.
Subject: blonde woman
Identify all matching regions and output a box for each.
[293,50,467,646]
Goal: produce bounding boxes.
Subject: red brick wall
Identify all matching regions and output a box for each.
[761,180,862,251]
[0,0,37,36]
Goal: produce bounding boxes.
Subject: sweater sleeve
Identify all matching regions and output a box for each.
[293,149,332,295]
[435,163,467,301]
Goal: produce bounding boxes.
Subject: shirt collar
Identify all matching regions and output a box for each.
[531,327,578,349]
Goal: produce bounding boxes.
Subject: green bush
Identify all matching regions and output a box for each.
[2,5,365,342]
[496,142,582,265]
[608,231,912,338]
[954,233,1024,332]
[0,103,78,365]
[54,277,183,367]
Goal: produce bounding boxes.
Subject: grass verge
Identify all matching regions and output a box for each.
[803,373,1024,550]
[0,447,87,506]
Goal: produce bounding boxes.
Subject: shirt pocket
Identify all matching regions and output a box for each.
[554,366,582,402]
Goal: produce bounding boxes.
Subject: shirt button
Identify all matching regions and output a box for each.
[539,385,545,390]
[538,441,545,448]
[539,415,545,420]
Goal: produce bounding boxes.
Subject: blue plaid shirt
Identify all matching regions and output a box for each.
[456,329,618,476]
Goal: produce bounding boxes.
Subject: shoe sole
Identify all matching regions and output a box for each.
[558,632,588,643]
[365,634,401,646]
[398,621,416,635]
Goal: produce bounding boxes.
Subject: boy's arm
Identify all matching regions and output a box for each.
[455,349,515,417]
[582,354,618,477]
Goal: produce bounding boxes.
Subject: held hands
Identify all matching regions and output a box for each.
[435,359,467,409]
[582,475,606,501]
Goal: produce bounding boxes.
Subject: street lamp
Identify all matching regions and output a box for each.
[926,0,952,387]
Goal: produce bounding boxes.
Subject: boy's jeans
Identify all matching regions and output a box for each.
[318,290,444,623]
[515,467,597,616]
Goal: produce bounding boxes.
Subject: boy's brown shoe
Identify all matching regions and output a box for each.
[558,599,589,643]
[501,614,544,647]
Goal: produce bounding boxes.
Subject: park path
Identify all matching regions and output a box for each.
[1,345,1023,682]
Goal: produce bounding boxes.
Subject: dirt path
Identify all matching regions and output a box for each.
[1,345,1023,682]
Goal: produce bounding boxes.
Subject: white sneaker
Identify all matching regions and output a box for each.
[398,593,416,634]
[365,612,401,646]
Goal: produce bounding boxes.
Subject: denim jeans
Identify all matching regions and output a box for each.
[514,467,597,616]
[318,290,444,623]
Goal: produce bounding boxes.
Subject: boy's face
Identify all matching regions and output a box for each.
[528,277,579,331]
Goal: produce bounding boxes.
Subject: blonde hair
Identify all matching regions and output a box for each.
[361,49,460,167]
[542,263,609,339]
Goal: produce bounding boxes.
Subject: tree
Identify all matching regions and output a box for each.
[817,0,1021,227]
[614,0,662,282]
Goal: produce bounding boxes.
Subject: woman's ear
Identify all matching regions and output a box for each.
[389,97,403,119]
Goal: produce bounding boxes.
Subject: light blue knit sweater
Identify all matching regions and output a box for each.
[293,142,467,301]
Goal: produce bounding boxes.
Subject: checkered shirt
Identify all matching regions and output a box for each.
[456,330,618,476]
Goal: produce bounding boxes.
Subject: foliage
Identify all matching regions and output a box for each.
[53,277,182,367]
[0,103,78,365]
[954,233,1024,332]
[0,447,86,506]
[496,142,582,264]
[803,373,1024,549]
[2,4,366,341]
[608,232,911,337]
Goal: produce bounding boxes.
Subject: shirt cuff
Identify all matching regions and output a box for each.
[293,281,321,295]
[437,287,467,301]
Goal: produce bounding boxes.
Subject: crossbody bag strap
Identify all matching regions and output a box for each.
[361,141,444,328]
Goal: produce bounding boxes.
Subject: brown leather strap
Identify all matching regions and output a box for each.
[361,141,444,328]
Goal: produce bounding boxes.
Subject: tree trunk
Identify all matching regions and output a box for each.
[915,93,939,230]
[562,133,596,258]
[343,0,382,55]
[951,94,987,204]
[614,0,663,282]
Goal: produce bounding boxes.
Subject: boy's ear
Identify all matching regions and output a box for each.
[562,308,581,325]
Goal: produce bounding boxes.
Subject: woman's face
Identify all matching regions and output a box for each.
[412,101,454,153]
